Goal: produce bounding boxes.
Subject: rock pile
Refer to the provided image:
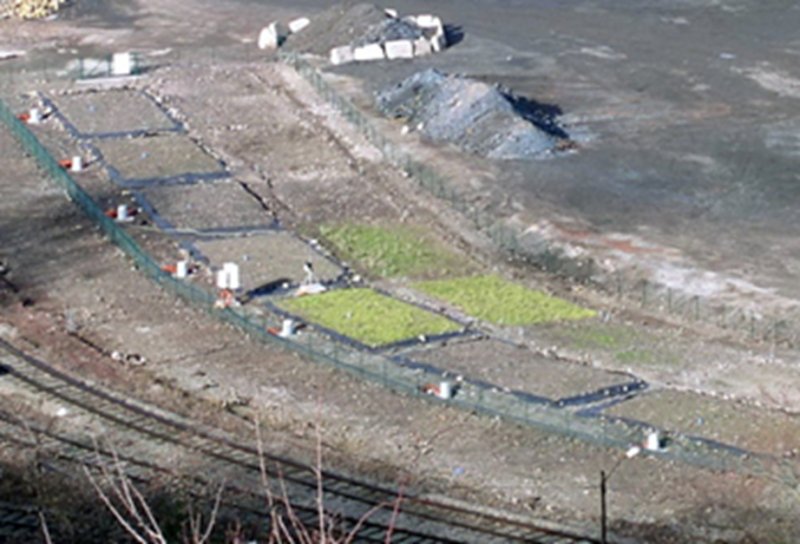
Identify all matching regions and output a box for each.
[377,69,566,160]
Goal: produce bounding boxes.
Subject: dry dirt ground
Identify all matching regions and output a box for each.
[1,1,800,542]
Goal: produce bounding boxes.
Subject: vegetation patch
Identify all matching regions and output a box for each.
[414,275,595,325]
[320,223,471,279]
[279,288,461,347]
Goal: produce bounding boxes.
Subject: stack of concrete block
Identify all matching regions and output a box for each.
[328,10,448,66]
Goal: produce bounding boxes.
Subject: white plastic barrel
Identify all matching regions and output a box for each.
[176,260,188,279]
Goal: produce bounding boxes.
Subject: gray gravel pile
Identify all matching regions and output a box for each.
[352,17,424,47]
[285,2,421,55]
[377,69,560,160]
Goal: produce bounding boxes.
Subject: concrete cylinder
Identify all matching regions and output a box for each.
[29,108,42,124]
[175,260,188,279]
[437,381,452,400]
[70,156,83,172]
[116,204,129,221]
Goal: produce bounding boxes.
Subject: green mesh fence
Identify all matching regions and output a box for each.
[1,89,796,487]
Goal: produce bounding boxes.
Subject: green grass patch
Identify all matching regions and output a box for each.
[414,275,596,325]
[278,288,461,347]
[320,223,471,279]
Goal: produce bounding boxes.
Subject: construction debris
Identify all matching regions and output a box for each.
[280,3,449,65]
[377,69,568,160]
[3,0,67,20]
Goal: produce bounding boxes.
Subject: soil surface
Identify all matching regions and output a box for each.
[1,1,800,543]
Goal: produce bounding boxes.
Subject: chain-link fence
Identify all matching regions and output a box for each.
[278,51,800,349]
[1,79,797,488]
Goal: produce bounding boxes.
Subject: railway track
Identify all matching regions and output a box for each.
[0,337,599,543]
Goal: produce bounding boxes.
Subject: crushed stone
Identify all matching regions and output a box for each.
[376,68,567,160]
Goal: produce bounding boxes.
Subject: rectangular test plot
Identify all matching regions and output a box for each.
[138,181,274,233]
[194,232,343,293]
[95,134,225,186]
[53,90,178,137]
[403,338,628,402]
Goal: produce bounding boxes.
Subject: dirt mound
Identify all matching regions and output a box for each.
[285,2,420,56]
[377,69,565,160]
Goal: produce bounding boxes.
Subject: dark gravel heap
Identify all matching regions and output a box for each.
[377,69,562,160]
[284,2,422,55]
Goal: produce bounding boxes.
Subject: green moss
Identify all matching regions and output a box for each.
[320,223,471,278]
[414,275,596,325]
[279,288,461,347]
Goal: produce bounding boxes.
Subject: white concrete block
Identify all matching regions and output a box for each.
[329,45,354,65]
[430,30,447,53]
[288,17,310,33]
[384,39,414,60]
[258,22,287,50]
[384,8,398,18]
[413,38,432,57]
[353,43,385,62]
[111,52,133,76]
[415,14,442,30]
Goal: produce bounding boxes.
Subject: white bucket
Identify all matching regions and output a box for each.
[70,156,83,172]
[116,204,129,221]
[29,108,42,124]
[279,318,295,338]
[645,430,661,451]
[437,381,452,400]
[175,260,188,279]
[223,262,240,290]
